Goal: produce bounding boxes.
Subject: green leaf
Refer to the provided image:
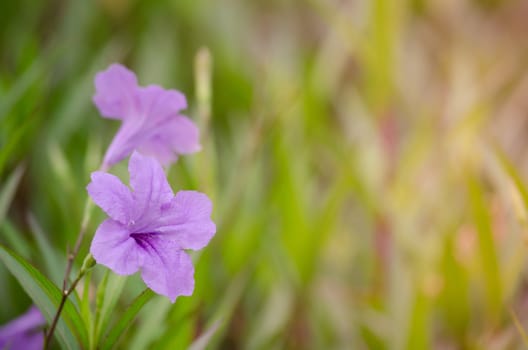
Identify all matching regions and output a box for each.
[0,165,24,225]
[101,288,155,350]
[128,297,171,350]
[94,270,110,344]
[0,219,31,259]
[94,272,127,345]
[0,59,44,122]
[0,121,32,177]
[27,213,65,285]
[188,320,221,350]
[493,146,528,220]
[468,178,502,317]
[0,244,89,349]
[176,271,248,349]
[511,308,528,346]
[81,269,94,349]
[405,289,430,349]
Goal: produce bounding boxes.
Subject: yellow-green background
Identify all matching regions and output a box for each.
[1,0,528,348]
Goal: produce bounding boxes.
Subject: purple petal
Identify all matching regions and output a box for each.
[137,236,194,302]
[102,121,143,167]
[156,191,216,250]
[138,116,201,165]
[128,152,174,228]
[0,306,44,350]
[136,85,187,124]
[90,219,144,275]
[94,64,200,167]
[87,172,135,224]
[136,137,179,165]
[93,64,138,120]
[168,116,201,154]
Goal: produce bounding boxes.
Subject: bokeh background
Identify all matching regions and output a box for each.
[2,0,528,348]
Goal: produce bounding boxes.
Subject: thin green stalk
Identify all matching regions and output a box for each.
[44,163,102,347]
[44,254,96,349]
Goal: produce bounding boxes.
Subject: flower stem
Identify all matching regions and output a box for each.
[44,254,96,349]
[43,197,95,348]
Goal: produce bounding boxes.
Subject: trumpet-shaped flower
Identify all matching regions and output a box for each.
[88,151,216,302]
[93,63,201,167]
[0,306,45,350]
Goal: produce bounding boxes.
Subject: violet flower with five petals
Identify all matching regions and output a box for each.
[88,151,216,302]
[0,306,45,350]
[93,64,201,167]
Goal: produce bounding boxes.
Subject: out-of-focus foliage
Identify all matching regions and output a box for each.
[2,0,528,348]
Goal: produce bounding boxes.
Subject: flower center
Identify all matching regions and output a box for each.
[130,232,157,251]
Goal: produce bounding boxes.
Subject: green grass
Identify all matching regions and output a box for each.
[2,0,528,348]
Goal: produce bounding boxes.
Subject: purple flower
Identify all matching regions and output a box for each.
[88,151,216,302]
[0,306,45,350]
[93,63,201,167]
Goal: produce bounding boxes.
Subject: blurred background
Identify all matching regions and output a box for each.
[2,0,528,348]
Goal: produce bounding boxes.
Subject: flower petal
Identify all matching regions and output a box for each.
[137,85,187,124]
[137,116,201,165]
[87,171,135,224]
[94,65,198,167]
[156,191,216,250]
[0,331,42,350]
[168,116,201,154]
[102,121,143,167]
[137,137,178,165]
[93,64,138,120]
[0,306,44,350]
[128,152,174,228]
[90,219,144,275]
[138,237,194,302]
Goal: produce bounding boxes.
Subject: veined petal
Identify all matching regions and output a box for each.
[87,172,135,224]
[169,116,201,154]
[102,120,143,167]
[93,64,198,167]
[156,191,216,250]
[137,137,179,165]
[90,219,144,275]
[0,306,44,350]
[128,152,174,228]
[93,64,138,120]
[137,85,187,124]
[137,116,201,165]
[137,237,194,302]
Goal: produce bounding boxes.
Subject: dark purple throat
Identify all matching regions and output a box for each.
[130,232,159,252]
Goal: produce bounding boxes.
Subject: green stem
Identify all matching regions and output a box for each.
[44,254,96,349]
[43,194,95,348]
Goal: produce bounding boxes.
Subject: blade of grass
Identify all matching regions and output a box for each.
[0,164,24,225]
[188,320,221,350]
[0,244,88,349]
[0,219,31,259]
[128,297,171,350]
[80,269,94,348]
[405,289,430,349]
[27,213,64,285]
[100,288,155,350]
[0,119,32,177]
[510,307,528,346]
[468,177,502,318]
[492,146,528,222]
[94,272,127,345]
[0,59,44,121]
